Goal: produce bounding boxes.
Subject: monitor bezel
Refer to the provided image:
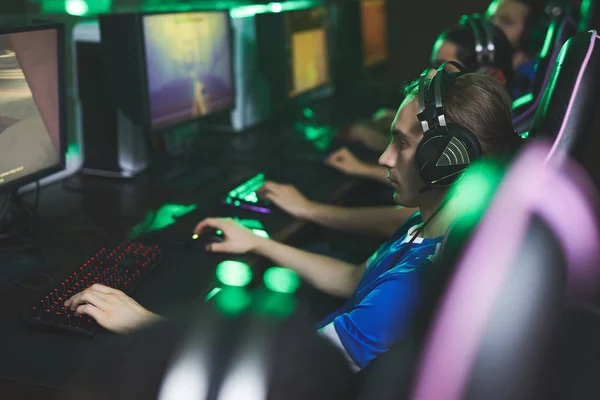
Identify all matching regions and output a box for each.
[137,9,236,134]
[0,22,68,194]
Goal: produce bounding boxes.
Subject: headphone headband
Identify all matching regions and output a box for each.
[417,61,465,133]
[461,14,495,65]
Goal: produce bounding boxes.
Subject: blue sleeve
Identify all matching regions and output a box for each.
[332,271,421,368]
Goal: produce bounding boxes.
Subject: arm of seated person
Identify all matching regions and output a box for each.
[317,271,421,371]
[258,182,416,239]
[348,123,391,152]
[325,147,390,185]
[194,218,367,298]
[64,284,163,333]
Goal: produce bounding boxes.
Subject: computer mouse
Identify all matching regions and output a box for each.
[188,228,225,250]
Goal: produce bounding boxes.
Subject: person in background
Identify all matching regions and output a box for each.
[335,14,517,182]
[486,0,549,87]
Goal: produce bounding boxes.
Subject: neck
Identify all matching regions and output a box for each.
[512,51,530,69]
[418,190,453,239]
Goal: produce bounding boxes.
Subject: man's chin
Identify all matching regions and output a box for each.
[393,191,418,207]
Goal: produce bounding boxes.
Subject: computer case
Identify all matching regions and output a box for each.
[73,21,150,178]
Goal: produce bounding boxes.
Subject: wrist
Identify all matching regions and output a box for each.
[298,200,320,220]
[252,235,272,255]
[355,162,374,178]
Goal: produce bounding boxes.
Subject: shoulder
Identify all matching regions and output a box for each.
[386,240,443,275]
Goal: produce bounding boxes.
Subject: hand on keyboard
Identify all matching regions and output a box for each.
[193,218,267,254]
[257,181,316,219]
[65,284,161,334]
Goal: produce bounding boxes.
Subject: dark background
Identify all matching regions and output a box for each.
[0,0,491,146]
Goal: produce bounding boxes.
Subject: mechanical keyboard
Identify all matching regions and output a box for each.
[222,173,271,214]
[25,241,162,336]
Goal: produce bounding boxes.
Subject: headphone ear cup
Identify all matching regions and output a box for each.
[415,124,482,187]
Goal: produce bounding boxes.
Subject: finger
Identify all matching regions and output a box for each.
[324,155,338,165]
[76,304,104,323]
[206,242,230,253]
[256,184,267,194]
[69,290,109,311]
[262,192,277,202]
[193,218,223,234]
[262,180,280,187]
[88,283,117,294]
[65,290,85,308]
[326,148,342,159]
[258,182,278,194]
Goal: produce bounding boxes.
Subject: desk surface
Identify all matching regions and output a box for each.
[0,124,381,398]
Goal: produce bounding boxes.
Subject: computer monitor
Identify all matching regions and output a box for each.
[359,0,389,67]
[0,24,66,192]
[285,6,332,99]
[142,12,235,131]
[99,11,234,134]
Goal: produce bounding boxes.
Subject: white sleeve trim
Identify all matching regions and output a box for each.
[317,322,361,372]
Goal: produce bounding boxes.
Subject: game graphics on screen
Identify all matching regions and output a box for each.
[0,29,60,187]
[286,7,331,98]
[143,12,235,130]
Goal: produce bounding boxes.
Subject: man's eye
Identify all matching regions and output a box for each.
[499,16,514,26]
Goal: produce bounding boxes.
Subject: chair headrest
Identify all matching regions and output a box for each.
[532,30,600,162]
[513,14,577,127]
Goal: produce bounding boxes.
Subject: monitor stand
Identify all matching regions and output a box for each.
[149,126,225,191]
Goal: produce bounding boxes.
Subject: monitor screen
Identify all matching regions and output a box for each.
[360,0,389,67]
[0,27,63,190]
[143,12,234,131]
[286,7,331,98]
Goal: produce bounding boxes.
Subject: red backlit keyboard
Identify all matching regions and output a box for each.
[25,241,162,336]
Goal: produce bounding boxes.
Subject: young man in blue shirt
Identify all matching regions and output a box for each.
[65,72,519,370]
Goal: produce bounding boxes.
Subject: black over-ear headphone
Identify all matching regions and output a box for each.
[460,13,496,66]
[415,61,483,189]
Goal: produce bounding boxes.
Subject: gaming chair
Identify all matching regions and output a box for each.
[513,7,577,134]
[411,141,600,400]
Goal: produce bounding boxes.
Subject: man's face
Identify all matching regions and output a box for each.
[430,39,462,71]
[378,98,425,207]
[487,0,528,49]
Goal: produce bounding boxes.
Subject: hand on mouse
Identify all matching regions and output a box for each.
[257,181,316,219]
[193,218,266,254]
[64,284,161,334]
[324,147,369,177]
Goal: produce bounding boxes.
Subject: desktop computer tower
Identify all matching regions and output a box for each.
[73,21,150,178]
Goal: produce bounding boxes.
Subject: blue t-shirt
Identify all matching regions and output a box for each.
[512,58,538,99]
[315,213,443,370]
[515,58,537,82]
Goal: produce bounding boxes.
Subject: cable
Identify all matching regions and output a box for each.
[384,198,450,272]
[0,244,37,253]
[14,180,40,217]
[0,193,12,226]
